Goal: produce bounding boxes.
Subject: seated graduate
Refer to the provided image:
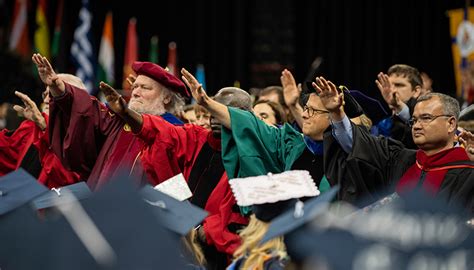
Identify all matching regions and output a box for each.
[315,76,474,213]
[98,73,252,269]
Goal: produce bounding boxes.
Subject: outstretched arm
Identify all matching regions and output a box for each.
[13,91,47,130]
[31,53,65,97]
[99,81,143,134]
[181,68,231,129]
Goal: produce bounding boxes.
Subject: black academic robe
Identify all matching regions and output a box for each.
[390,97,417,149]
[324,122,474,213]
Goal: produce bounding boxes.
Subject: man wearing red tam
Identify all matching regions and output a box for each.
[32,54,187,190]
[99,68,252,269]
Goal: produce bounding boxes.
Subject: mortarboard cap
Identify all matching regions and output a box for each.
[284,188,474,268]
[302,81,390,123]
[0,169,48,215]
[0,174,188,270]
[348,90,391,124]
[229,171,321,222]
[31,181,92,210]
[261,186,339,243]
[132,61,190,97]
[140,184,208,236]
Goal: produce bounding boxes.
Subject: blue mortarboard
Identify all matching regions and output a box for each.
[348,90,391,124]
[0,169,48,215]
[140,184,208,236]
[284,188,474,268]
[261,186,339,243]
[32,182,92,210]
[0,174,187,270]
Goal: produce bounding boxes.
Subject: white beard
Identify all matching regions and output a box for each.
[129,99,166,116]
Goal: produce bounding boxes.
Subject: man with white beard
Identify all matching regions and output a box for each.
[32,54,188,190]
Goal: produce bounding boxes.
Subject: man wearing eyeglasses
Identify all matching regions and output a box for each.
[316,76,474,212]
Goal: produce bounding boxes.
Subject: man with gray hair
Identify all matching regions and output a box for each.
[316,76,474,212]
[99,69,252,269]
[32,53,188,190]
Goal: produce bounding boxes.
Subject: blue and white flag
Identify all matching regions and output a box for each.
[71,0,95,94]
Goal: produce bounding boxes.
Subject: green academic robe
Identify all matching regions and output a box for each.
[221,107,330,191]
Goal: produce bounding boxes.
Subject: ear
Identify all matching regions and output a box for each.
[162,93,172,105]
[447,117,457,134]
[412,85,422,99]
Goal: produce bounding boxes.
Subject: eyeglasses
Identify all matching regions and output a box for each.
[303,106,329,117]
[408,114,453,127]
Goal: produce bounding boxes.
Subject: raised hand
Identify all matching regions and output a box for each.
[375,72,402,110]
[458,130,474,161]
[99,82,127,115]
[13,91,46,130]
[126,74,137,87]
[181,68,210,106]
[312,76,343,112]
[281,69,301,107]
[32,53,65,96]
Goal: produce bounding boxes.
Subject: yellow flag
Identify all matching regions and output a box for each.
[447,8,474,99]
[34,0,50,58]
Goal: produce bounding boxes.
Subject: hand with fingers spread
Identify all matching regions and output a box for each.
[375,72,404,112]
[458,130,474,161]
[281,69,301,107]
[181,67,231,129]
[99,82,128,115]
[181,68,211,107]
[13,91,47,130]
[31,53,65,96]
[312,77,344,113]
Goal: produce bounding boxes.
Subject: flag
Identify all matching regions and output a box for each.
[9,0,30,57]
[195,64,206,90]
[149,35,159,64]
[51,0,64,61]
[122,17,138,91]
[34,0,50,58]
[166,41,178,77]
[448,5,474,103]
[97,12,114,86]
[71,0,95,93]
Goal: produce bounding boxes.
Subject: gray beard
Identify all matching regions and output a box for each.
[129,103,166,116]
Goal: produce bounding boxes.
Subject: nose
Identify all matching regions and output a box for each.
[131,87,141,98]
[412,120,422,130]
[302,109,309,120]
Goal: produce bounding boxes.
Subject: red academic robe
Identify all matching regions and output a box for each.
[49,83,147,190]
[0,120,36,175]
[34,114,81,188]
[0,115,80,188]
[138,114,248,255]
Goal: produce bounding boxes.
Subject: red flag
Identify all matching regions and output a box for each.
[166,41,178,77]
[122,17,138,93]
[9,0,31,57]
